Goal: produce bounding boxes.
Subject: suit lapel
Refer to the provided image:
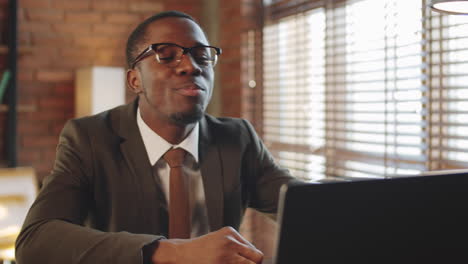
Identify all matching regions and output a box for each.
[112,100,167,235]
[199,116,224,231]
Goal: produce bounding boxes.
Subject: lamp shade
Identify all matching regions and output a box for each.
[429,0,468,14]
[75,66,126,117]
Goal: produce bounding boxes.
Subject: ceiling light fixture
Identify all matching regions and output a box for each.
[429,0,468,15]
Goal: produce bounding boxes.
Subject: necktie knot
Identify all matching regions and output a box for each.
[163,148,187,168]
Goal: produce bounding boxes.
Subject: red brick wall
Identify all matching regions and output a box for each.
[3,0,201,182]
[219,2,242,117]
[218,0,262,123]
[219,1,277,261]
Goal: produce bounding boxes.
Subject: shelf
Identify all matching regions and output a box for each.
[0,104,36,113]
[0,45,33,55]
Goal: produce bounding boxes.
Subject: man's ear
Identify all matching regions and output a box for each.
[126,69,143,94]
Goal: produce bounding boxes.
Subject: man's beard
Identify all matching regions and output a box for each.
[141,87,206,126]
[170,105,204,125]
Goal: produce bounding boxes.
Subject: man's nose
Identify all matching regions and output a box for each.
[175,53,202,76]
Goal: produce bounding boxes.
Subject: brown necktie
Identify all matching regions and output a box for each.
[163,148,191,239]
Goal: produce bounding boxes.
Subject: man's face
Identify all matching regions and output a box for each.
[129,17,214,125]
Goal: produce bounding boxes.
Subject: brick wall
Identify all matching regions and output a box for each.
[219,1,242,117]
[4,0,201,182]
[0,0,250,181]
[219,1,278,261]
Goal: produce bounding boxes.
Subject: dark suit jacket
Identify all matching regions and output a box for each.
[15,99,294,264]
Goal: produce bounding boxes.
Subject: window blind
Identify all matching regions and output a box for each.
[426,9,468,169]
[262,0,468,181]
[263,7,327,181]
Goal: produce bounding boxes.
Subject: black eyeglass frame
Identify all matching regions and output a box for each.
[130,42,222,69]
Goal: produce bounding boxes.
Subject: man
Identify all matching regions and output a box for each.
[15,10,294,264]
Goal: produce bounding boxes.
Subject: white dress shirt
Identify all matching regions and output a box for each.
[136,108,209,238]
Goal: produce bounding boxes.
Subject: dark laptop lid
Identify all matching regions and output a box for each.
[273,170,468,264]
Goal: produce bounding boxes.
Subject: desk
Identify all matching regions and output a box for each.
[0,260,16,264]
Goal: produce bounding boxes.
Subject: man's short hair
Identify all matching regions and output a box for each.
[125,10,196,69]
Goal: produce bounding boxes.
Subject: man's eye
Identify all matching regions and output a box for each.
[194,56,211,65]
[158,55,175,61]
[195,55,209,61]
[156,47,178,61]
[193,52,212,61]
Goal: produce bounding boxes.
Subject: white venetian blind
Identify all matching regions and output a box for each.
[264,7,327,181]
[262,0,468,181]
[426,8,468,169]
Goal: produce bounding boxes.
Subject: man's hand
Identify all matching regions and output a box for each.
[152,226,264,264]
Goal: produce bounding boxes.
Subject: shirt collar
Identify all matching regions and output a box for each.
[137,107,199,165]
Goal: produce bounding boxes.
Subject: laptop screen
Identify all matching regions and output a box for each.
[273,170,468,263]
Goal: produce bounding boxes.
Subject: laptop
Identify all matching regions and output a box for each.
[272,170,468,263]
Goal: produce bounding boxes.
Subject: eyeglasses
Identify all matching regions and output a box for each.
[131,43,222,69]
